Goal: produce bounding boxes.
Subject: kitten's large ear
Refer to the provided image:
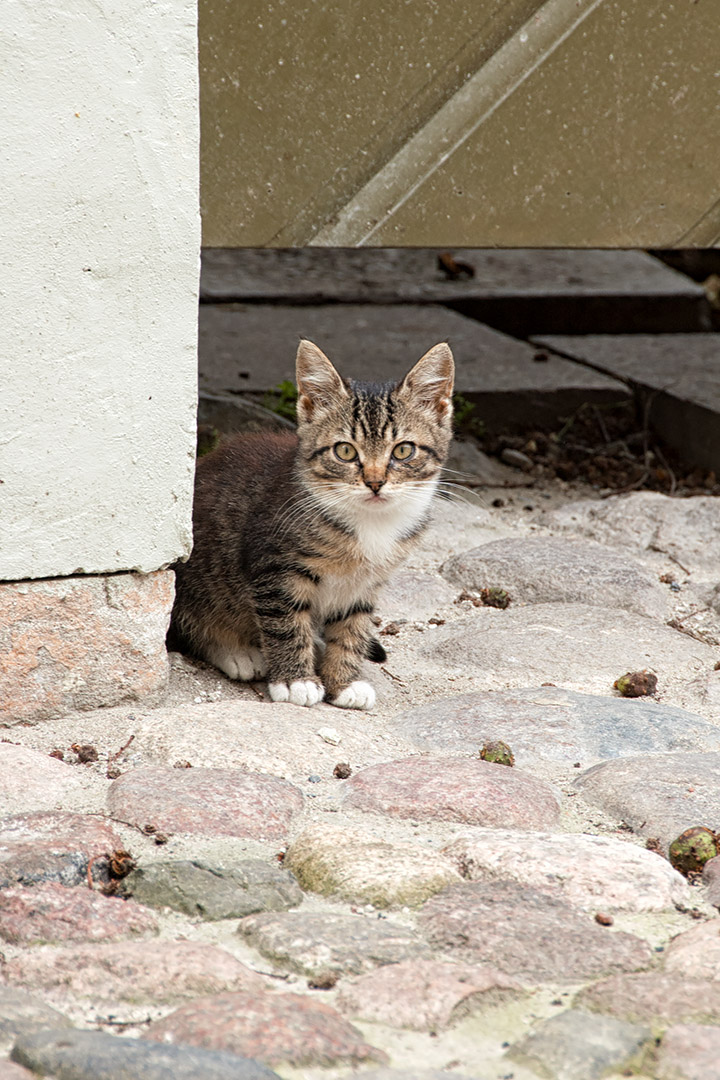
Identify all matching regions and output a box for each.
[296,339,348,420]
[398,342,454,416]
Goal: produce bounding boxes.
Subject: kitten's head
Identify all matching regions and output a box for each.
[294,339,454,532]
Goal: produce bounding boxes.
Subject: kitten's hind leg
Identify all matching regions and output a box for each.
[205,642,268,681]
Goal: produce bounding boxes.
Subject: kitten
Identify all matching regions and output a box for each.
[169,339,454,711]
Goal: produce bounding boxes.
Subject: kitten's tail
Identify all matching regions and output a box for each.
[366,637,387,664]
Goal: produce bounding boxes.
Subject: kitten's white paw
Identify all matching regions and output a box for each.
[208,645,267,681]
[268,680,325,707]
[331,681,376,711]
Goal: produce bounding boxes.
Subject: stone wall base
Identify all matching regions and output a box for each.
[0,571,174,725]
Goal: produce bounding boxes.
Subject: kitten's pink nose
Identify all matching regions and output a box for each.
[365,478,385,494]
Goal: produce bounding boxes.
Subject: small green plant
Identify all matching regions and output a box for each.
[263,379,298,422]
[452,393,485,438]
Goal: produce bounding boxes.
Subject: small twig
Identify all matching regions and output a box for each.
[380,666,406,686]
[94,1015,153,1028]
[247,682,265,700]
[667,617,718,645]
[648,545,691,575]
[108,733,135,765]
[653,441,677,495]
[601,470,650,498]
[592,404,611,444]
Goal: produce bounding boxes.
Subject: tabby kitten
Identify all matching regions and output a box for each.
[169,339,454,711]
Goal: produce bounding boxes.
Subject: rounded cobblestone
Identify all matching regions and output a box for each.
[107,766,304,839]
[343,756,561,829]
[145,991,387,1068]
[419,881,653,983]
[0,941,267,1005]
[0,883,157,944]
[0,813,125,890]
[285,824,460,908]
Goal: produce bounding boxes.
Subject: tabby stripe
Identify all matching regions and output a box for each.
[256,602,310,619]
[254,562,288,578]
[252,587,290,603]
[318,511,354,536]
[385,395,395,431]
[309,445,332,461]
[354,402,370,440]
[292,565,321,583]
[324,601,374,625]
[418,444,442,461]
[262,627,297,642]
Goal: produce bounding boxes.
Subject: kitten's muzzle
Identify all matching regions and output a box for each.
[364,478,386,495]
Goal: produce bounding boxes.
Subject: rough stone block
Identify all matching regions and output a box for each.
[198,304,627,432]
[11,1029,280,1080]
[145,991,387,1069]
[0,812,125,890]
[335,958,523,1031]
[0,745,84,815]
[237,911,428,978]
[393,687,720,768]
[285,824,460,909]
[654,1023,720,1080]
[417,604,717,704]
[0,941,268,1006]
[123,858,302,920]
[200,249,708,335]
[0,883,157,945]
[574,752,720,851]
[343,756,561,830]
[419,881,652,983]
[664,920,720,981]
[0,1062,36,1080]
[442,828,690,912]
[0,986,72,1045]
[0,571,173,724]
[576,973,720,1026]
[549,492,720,579]
[703,855,720,909]
[442,536,667,619]
[507,1008,651,1079]
[107,766,303,840]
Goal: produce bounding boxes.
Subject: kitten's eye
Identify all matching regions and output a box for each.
[334,442,358,462]
[392,442,416,461]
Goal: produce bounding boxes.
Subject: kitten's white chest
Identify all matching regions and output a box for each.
[313,568,378,620]
[349,484,436,565]
[352,512,406,566]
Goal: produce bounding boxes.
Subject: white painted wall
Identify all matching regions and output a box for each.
[1,0,199,580]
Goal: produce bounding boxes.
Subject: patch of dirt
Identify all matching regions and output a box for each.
[481,400,720,497]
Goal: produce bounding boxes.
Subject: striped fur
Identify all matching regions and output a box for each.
[169,340,454,710]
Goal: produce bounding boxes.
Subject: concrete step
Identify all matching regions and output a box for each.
[200,249,710,334]
[199,303,628,433]
[536,333,720,473]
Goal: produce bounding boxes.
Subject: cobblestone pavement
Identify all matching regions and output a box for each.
[3,475,720,1080]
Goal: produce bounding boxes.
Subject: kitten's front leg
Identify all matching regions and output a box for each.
[254,584,324,707]
[320,605,376,711]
